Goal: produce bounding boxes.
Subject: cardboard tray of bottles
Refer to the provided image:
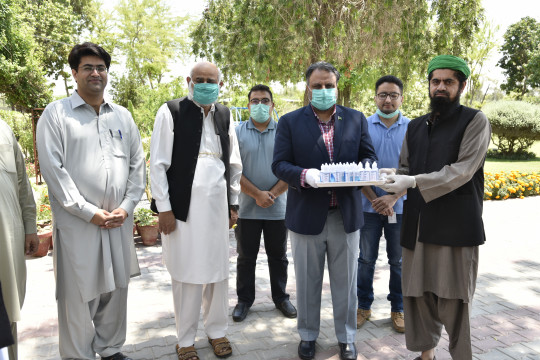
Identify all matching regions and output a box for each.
[315,180,386,187]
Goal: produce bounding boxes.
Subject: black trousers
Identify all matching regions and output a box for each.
[0,282,14,349]
[235,218,289,306]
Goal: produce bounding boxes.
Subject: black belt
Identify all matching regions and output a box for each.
[329,205,339,210]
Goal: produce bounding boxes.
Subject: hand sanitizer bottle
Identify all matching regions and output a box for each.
[336,162,343,182]
[319,164,325,183]
[330,163,337,182]
[363,162,371,181]
[345,163,353,182]
[370,161,378,181]
[321,164,330,183]
[355,162,363,182]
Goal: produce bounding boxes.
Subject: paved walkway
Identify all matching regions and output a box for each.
[17,197,540,360]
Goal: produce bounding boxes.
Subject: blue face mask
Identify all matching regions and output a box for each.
[193,83,219,105]
[250,103,271,123]
[310,88,337,111]
[376,108,400,119]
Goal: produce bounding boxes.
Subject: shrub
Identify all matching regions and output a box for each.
[134,208,158,226]
[486,148,536,160]
[484,171,540,200]
[482,101,540,157]
[131,78,186,138]
[31,182,51,224]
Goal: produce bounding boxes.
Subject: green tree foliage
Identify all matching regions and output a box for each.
[483,100,540,157]
[88,4,119,57]
[131,77,186,138]
[498,17,540,98]
[429,0,483,55]
[464,21,498,107]
[192,0,423,105]
[0,0,52,110]
[29,0,98,96]
[110,73,141,108]
[114,0,191,89]
[191,0,483,107]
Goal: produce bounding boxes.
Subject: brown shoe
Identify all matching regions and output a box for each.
[356,308,371,329]
[391,311,405,333]
[208,337,232,358]
[175,344,199,360]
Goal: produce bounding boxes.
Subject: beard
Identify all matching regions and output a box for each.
[429,90,461,114]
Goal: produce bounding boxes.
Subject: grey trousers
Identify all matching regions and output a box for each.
[57,246,128,360]
[404,292,472,360]
[290,209,359,343]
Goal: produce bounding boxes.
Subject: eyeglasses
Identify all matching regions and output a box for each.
[79,65,108,73]
[376,92,401,100]
[250,98,272,105]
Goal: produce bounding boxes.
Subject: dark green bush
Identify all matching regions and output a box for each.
[482,101,540,156]
[486,148,537,160]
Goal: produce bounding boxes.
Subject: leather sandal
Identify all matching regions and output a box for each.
[175,344,199,360]
[208,337,232,358]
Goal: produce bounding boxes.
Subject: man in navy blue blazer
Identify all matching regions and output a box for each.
[272,61,377,360]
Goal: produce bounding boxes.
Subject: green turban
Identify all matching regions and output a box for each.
[427,55,470,78]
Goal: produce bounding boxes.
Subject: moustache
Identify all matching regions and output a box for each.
[434,90,449,96]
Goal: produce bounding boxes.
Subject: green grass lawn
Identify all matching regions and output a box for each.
[485,158,540,173]
[485,141,540,173]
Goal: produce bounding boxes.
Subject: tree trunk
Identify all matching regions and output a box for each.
[338,83,351,107]
[148,72,154,90]
[520,75,528,99]
[63,75,70,97]
[303,88,310,106]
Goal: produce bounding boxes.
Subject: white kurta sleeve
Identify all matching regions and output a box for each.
[36,107,99,222]
[228,113,242,205]
[119,115,146,215]
[12,126,37,234]
[412,112,491,203]
[150,104,175,212]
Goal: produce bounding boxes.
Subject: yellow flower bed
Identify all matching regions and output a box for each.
[484,171,540,200]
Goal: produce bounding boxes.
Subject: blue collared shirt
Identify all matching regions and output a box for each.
[362,112,410,214]
[235,119,286,220]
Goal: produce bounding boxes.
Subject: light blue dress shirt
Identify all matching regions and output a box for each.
[235,119,286,220]
[362,112,410,214]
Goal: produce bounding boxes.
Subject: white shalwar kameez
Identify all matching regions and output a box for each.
[36,92,145,359]
[0,119,36,360]
[150,101,241,347]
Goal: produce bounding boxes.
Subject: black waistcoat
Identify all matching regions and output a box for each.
[164,97,231,221]
[401,104,486,250]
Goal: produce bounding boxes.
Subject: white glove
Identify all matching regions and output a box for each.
[379,168,396,178]
[305,168,321,188]
[379,175,416,193]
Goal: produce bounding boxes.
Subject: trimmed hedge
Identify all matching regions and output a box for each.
[482,101,540,157]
